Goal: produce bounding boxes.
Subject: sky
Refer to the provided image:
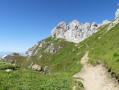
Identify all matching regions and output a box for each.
[0,0,118,52]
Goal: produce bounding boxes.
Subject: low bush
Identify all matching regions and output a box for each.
[0,62,19,70]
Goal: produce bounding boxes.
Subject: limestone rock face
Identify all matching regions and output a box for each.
[102,20,110,25]
[44,43,62,54]
[51,20,102,43]
[25,43,39,58]
[25,40,47,58]
[69,20,80,30]
[51,22,68,38]
[115,3,119,18]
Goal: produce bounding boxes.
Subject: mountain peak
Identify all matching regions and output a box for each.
[51,19,110,43]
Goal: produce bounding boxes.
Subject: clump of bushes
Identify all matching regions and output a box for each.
[0,62,19,70]
[116,59,119,62]
[113,53,118,57]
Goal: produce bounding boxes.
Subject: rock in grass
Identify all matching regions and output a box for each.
[32,64,42,71]
[5,69,11,72]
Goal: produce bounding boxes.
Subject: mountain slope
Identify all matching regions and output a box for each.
[25,17,119,80]
[1,5,119,89]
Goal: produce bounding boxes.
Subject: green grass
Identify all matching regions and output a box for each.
[0,70,83,90]
[27,38,83,75]
[0,37,84,90]
[88,23,119,77]
[0,62,19,70]
[2,21,119,89]
[75,23,119,77]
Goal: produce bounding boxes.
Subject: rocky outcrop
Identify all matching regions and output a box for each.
[44,43,63,54]
[25,41,47,58]
[2,55,8,59]
[51,19,111,43]
[39,41,47,48]
[107,17,119,30]
[51,20,107,43]
[106,4,119,30]
[25,43,38,58]
[51,22,68,38]
[115,3,119,18]
[102,20,110,26]
[44,66,50,74]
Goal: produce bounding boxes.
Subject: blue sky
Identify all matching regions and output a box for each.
[0,0,118,52]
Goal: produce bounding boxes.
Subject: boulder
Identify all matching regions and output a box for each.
[32,64,42,71]
[44,66,50,74]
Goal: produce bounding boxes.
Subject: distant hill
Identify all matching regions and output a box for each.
[0,52,24,57]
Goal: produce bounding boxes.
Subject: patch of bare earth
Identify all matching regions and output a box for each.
[73,51,119,90]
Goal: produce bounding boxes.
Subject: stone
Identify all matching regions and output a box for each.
[39,55,42,58]
[39,41,47,48]
[102,20,110,25]
[2,55,8,59]
[5,69,11,72]
[45,43,57,53]
[44,66,50,74]
[28,62,33,69]
[32,64,42,71]
[44,43,63,54]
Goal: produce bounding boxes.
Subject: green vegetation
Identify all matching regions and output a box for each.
[5,55,27,68]
[0,37,84,90]
[74,23,119,78]
[0,70,82,90]
[1,21,119,89]
[28,37,83,75]
[88,23,119,77]
[0,62,19,70]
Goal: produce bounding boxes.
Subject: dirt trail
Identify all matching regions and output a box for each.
[73,51,119,90]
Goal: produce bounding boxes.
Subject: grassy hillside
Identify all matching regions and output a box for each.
[76,23,119,78]
[0,62,83,90]
[0,38,84,89]
[1,21,119,89]
[27,37,84,75]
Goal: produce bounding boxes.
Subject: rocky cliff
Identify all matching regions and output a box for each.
[51,20,110,43]
[115,3,119,18]
[25,3,119,58]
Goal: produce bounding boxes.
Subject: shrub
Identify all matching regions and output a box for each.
[116,59,119,62]
[113,53,118,57]
[0,62,19,70]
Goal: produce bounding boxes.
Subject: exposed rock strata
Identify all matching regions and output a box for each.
[51,20,110,43]
[115,3,119,18]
